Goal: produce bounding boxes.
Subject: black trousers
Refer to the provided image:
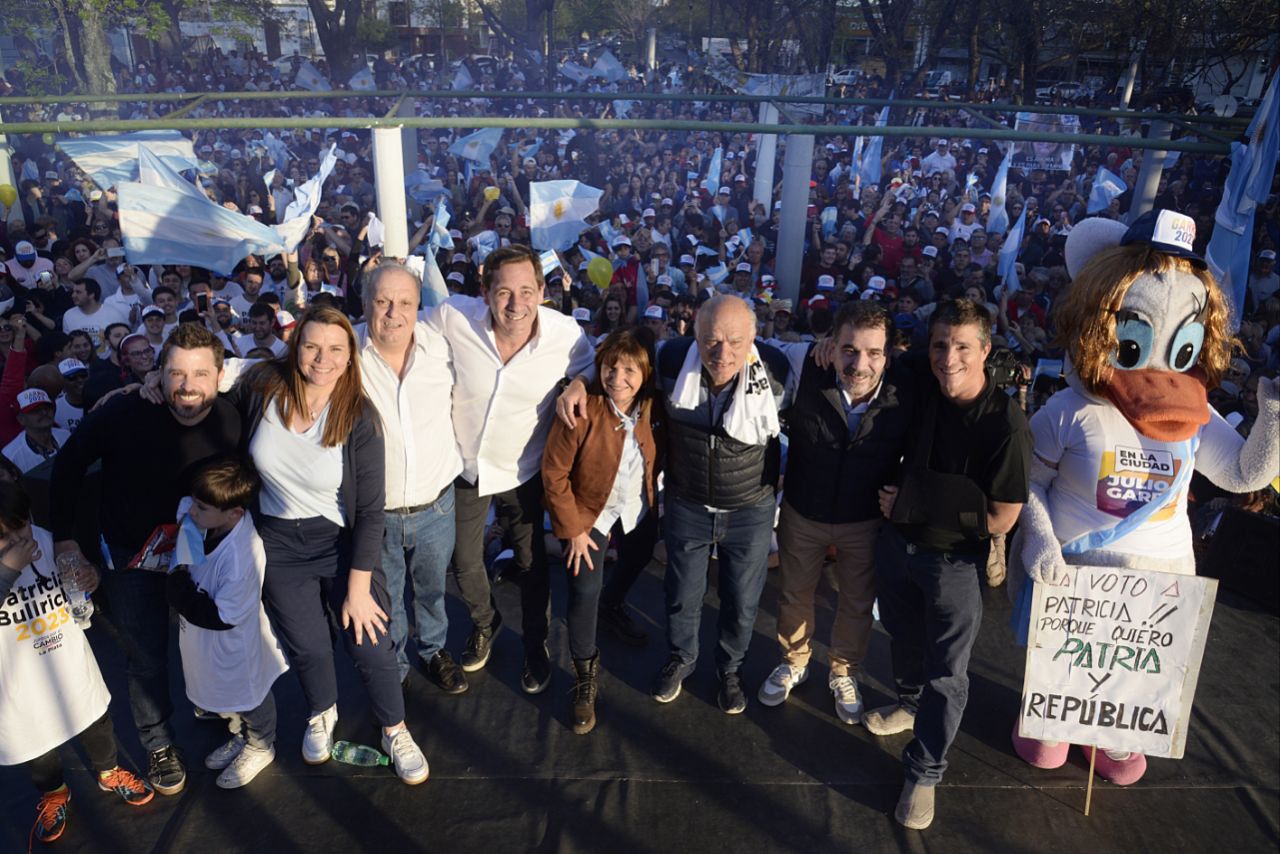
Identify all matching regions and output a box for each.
[565,511,658,660]
[28,713,118,793]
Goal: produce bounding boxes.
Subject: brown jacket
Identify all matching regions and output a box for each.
[541,391,664,539]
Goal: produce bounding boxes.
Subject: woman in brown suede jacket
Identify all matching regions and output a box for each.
[542,328,664,735]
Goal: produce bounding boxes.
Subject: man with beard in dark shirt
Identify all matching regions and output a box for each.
[51,324,242,798]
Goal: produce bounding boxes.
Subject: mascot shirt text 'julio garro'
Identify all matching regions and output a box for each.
[1008,209,1280,785]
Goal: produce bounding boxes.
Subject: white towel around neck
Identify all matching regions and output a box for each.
[670,341,780,446]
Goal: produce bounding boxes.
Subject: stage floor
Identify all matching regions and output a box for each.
[3,555,1277,853]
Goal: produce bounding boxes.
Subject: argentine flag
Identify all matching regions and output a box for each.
[295,61,332,92]
[997,207,1028,292]
[530,181,604,251]
[702,147,723,197]
[349,68,377,92]
[857,104,891,188]
[427,196,454,252]
[277,145,339,250]
[449,128,504,164]
[592,50,628,84]
[58,131,198,191]
[986,146,1012,235]
[1087,167,1128,214]
[561,62,592,85]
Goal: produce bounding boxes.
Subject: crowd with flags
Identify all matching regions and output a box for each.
[0,39,1276,843]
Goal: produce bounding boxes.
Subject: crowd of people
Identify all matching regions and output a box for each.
[0,44,1277,844]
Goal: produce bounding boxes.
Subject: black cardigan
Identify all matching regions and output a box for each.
[226,374,386,573]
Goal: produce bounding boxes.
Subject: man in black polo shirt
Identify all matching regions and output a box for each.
[757,302,912,726]
[51,324,242,797]
[866,298,1031,830]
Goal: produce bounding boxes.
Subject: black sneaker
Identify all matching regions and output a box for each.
[460,613,502,672]
[425,650,469,695]
[147,746,187,796]
[718,672,747,715]
[652,656,694,703]
[521,642,552,694]
[598,603,648,647]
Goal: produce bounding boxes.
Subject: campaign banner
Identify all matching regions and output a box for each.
[1010,112,1080,172]
[1020,566,1217,758]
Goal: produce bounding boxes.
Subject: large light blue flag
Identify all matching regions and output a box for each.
[560,62,592,85]
[997,207,1028,292]
[1207,71,1278,322]
[117,182,288,269]
[592,50,628,84]
[702,147,723,196]
[1087,166,1128,214]
[295,60,331,92]
[986,146,1012,235]
[58,131,198,191]
[137,146,206,202]
[858,104,891,188]
[448,128,504,164]
[529,180,604,251]
[348,67,377,92]
[277,145,338,250]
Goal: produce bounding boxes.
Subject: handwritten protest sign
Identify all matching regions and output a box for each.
[1019,566,1217,758]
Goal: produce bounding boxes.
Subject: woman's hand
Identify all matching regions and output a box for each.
[0,529,38,573]
[565,532,599,577]
[342,572,388,646]
[139,369,164,404]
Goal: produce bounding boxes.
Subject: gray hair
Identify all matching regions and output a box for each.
[362,262,422,311]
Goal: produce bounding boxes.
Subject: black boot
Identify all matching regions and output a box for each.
[571,654,600,735]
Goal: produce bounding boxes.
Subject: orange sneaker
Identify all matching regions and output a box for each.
[98,767,155,806]
[30,784,71,848]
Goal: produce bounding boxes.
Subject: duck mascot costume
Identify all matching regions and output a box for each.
[1008,209,1280,785]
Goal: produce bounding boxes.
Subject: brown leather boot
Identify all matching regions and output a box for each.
[571,654,600,735]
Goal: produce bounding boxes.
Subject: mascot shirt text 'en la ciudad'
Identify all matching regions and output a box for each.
[1008,209,1280,786]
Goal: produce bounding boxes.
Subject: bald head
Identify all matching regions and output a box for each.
[27,365,65,399]
[694,295,757,389]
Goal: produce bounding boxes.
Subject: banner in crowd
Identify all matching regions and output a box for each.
[57,132,198,191]
[1020,566,1217,758]
[1010,113,1080,172]
[705,59,826,122]
[529,180,603,251]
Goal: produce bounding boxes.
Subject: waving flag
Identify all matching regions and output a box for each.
[1207,71,1278,322]
[986,146,1012,235]
[998,207,1028,292]
[704,262,730,286]
[295,60,332,92]
[136,146,206,202]
[427,196,454,252]
[612,100,635,119]
[276,144,339,250]
[529,180,604,251]
[118,182,287,269]
[262,132,291,172]
[702,147,723,196]
[404,254,450,308]
[452,64,474,91]
[592,50,628,84]
[1087,166,1128,214]
[560,62,592,85]
[448,128,504,164]
[406,170,446,205]
[469,230,501,265]
[349,67,377,92]
[857,104,891,188]
[366,212,385,248]
[597,218,623,249]
[58,131,198,191]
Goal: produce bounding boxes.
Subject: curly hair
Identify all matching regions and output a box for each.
[1050,244,1236,394]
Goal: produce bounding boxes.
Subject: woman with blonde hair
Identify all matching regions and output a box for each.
[230,304,428,784]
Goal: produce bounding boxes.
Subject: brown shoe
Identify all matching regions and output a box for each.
[571,654,600,734]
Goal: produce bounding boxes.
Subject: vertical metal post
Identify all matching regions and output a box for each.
[398,97,418,177]
[774,133,815,305]
[372,126,409,258]
[1128,120,1171,224]
[753,101,779,209]
[647,29,657,71]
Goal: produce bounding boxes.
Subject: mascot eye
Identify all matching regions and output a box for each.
[1167,321,1205,372]
[1111,316,1153,370]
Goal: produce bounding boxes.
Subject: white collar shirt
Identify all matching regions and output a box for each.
[426,295,595,497]
[356,321,462,509]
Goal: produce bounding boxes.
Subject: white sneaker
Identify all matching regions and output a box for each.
[757,663,809,707]
[205,735,246,770]
[216,744,275,789]
[381,727,429,785]
[830,676,864,725]
[302,705,338,765]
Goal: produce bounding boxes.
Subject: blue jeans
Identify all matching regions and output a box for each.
[875,524,984,786]
[381,486,456,681]
[104,547,176,753]
[663,493,776,674]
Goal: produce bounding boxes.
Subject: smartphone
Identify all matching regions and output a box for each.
[107,247,127,259]
[195,293,210,313]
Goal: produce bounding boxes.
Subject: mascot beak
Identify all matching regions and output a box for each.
[1101,368,1210,442]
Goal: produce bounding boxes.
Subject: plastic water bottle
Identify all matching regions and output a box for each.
[331,741,389,767]
[56,552,94,628]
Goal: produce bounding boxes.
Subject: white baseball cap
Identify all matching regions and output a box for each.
[17,389,53,412]
[571,307,591,322]
[817,274,835,291]
[643,304,666,320]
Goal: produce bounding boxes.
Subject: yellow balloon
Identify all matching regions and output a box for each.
[588,256,614,289]
[0,185,16,207]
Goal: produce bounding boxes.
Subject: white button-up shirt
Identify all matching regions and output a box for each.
[427,295,595,497]
[593,399,648,535]
[356,321,462,510]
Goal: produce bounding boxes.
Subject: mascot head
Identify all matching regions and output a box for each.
[1053,210,1236,442]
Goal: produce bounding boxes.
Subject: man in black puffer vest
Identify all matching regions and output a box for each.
[755,301,913,726]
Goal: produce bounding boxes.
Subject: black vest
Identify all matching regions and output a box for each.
[659,338,789,510]
[783,356,912,524]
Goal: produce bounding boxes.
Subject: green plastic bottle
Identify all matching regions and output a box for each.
[331,740,390,766]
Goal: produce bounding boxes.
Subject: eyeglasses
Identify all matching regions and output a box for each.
[124,349,152,359]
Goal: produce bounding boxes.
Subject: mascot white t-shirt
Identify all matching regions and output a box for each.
[1031,387,1241,564]
[0,526,111,766]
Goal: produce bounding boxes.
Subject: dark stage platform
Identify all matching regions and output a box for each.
[3,554,1278,853]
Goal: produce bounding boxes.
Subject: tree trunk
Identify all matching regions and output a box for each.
[307,0,361,82]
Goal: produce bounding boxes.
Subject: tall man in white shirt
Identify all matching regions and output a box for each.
[358,265,469,694]
[426,245,595,695]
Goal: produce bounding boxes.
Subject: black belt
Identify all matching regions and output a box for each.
[386,484,449,515]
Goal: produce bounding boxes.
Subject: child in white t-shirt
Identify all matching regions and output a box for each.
[165,456,288,789]
[0,476,154,845]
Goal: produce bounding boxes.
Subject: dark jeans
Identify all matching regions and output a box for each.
[875,524,984,786]
[103,551,176,753]
[28,713,118,792]
[382,485,456,680]
[663,492,776,675]
[235,692,278,750]
[453,476,549,650]
[565,510,658,661]
[258,516,405,728]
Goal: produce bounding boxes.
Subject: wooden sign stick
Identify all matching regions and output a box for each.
[1084,746,1098,816]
